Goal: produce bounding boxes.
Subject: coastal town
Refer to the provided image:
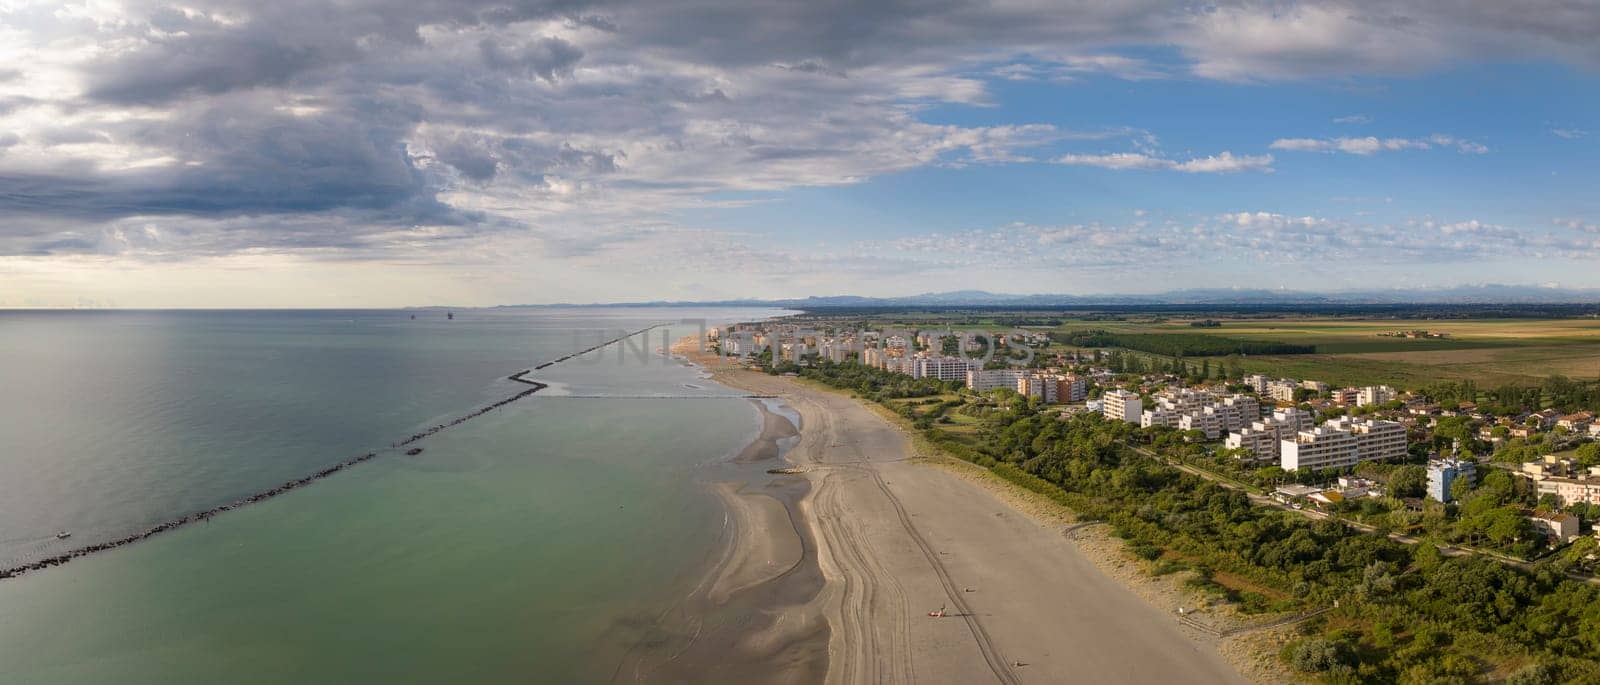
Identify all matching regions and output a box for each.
[709,320,1600,562]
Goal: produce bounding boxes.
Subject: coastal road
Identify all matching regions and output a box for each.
[718,370,1247,685]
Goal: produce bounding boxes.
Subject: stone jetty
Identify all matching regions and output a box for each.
[0,324,665,582]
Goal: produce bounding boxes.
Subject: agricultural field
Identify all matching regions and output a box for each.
[1042,316,1600,387]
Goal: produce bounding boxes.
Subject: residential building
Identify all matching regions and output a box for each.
[1330,387,1360,406]
[1280,417,1407,472]
[1557,412,1594,432]
[1531,512,1580,543]
[1244,374,1271,394]
[1331,417,1409,463]
[1056,376,1088,403]
[1281,426,1361,472]
[1266,379,1300,403]
[1426,459,1476,503]
[1102,389,1142,424]
[912,356,976,382]
[967,368,1029,393]
[1357,385,1398,407]
[1225,407,1314,461]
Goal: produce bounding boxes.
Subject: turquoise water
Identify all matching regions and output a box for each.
[0,308,786,683]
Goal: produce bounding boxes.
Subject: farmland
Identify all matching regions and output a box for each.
[1041,316,1600,388]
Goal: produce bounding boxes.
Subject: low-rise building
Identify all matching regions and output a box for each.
[1531,512,1580,543]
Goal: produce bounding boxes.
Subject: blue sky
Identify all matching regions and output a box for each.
[0,1,1597,306]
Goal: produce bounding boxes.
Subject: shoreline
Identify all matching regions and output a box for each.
[609,343,830,682]
[669,338,1263,684]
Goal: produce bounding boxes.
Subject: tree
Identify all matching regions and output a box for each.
[1508,663,1558,685]
[1287,637,1354,674]
[1389,465,1428,499]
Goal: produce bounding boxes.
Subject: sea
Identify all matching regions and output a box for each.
[0,307,792,683]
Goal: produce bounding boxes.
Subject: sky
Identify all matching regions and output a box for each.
[0,1,1597,307]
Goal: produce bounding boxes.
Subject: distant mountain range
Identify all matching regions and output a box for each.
[496,285,1600,309]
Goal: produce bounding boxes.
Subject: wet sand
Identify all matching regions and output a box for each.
[671,340,1252,684]
[610,390,829,684]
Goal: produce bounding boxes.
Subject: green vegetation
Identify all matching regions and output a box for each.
[1051,329,1317,356]
[796,359,1600,683]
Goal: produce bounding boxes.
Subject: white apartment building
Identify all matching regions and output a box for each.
[1102,389,1142,424]
[1357,385,1398,407]
[1244,374,1271,394]
[967,368,1029,393]
[1142,390,1259,438]
[1266,379,1300,403]
[1281,426,1361,471]
[1333,417,1408,462]
[1179,407,1225,439]
[1280,417,1407,471]
[1226,407,1314,461]
[912,356,977,382]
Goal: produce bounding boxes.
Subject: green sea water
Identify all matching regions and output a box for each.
[0,308,785,683]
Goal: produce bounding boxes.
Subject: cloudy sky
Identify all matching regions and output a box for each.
[1,0,1597,306]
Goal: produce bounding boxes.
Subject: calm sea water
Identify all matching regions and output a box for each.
[0,307,788,683]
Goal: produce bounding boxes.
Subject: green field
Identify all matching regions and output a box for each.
[1044,317,1600,387]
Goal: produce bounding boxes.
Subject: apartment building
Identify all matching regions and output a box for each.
[1426,459,1476,503]
[1330,417,1409,463]
[1330,387,1360,406]
[1142,389,1259,438]
[1280,417,1407,472]
[1102,389,1142,424]
[1265,379,1300,403]
[912,356,977,382]
[1357,385,1398,407]
[1225,407,1313,461]
[967,368,1030,393]
[1280,426,1361,471]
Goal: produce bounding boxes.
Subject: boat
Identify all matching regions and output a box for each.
[55,531,71,540]
[406,448,424,456]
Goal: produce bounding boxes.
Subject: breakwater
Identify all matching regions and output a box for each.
[0,324,665,582]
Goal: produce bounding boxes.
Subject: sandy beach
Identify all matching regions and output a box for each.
[659,339,1256,684]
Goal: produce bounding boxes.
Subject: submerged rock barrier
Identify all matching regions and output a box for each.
[0,324,665,582]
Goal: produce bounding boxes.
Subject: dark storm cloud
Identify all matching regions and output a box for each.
[0,97,465,225]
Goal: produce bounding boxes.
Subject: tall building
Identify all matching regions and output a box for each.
[1426,459,1476,502]
[1102,389,1142,424]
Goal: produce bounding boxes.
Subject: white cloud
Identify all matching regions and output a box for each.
[1333,114,1372,124]
[1551,128,1588,139]
[1054,150,1272,173]
[1270,134,1488,155]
